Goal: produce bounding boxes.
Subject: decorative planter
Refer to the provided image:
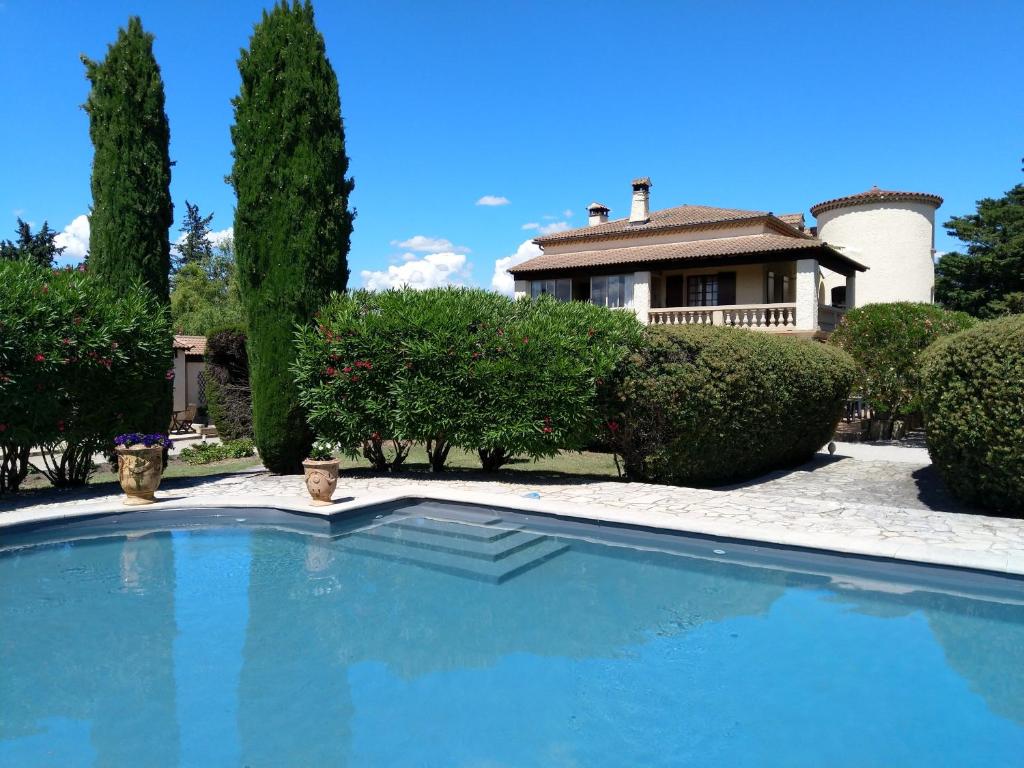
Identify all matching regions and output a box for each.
[303,459,340,506]
[116,446,164,505]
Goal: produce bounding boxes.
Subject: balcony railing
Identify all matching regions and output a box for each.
[648,303,799,330]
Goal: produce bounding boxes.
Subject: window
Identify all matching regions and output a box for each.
[590,274,633,308]
[687,275,718,306]
[766,269,793,303]
[531,278,571,301]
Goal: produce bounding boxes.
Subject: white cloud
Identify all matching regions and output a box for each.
[361,252,472,291]
[390,234,469,254]
[208,226,233,247]
[54,214,90,263]
[563,209,574,218]
[520,220,570,235]
[491,239,542,296]
[476,195,510,207]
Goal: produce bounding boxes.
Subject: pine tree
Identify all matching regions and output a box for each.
[82,17,174,434]
[172,200,215,274]
[231,0,354,473]
[0,219,65,267]
[82,16,174,300]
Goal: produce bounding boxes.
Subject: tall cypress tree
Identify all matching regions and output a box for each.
[231,1,354,473]
[82,16,173,299]
[82,17,173,433]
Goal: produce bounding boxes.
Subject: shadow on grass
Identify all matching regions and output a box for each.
[338,463,625,487]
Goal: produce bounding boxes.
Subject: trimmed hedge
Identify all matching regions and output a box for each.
[604,326,856,486]
[292,288,643,472]
[920,315,1024,513]
[0,261,172,489]
[204,324,252,441]
[178,438,256,465]
[828,302,975,418]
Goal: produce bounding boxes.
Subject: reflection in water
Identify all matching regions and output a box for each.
[0,532,179,766]
[1,514,1023,767]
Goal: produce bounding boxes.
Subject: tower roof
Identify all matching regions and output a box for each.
[810,186,943,217]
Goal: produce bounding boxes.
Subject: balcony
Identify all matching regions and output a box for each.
[647,303,845,333]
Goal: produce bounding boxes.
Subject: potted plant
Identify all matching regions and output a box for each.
[114,433,171,505]
[303,439,339,505]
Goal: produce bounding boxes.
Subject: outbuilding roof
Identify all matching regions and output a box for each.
[173,335,207,355]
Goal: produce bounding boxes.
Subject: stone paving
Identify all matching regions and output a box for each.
[3,446,1024,575]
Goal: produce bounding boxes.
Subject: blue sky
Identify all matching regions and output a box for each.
[1,1,1021,290]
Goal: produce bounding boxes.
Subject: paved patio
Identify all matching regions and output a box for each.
[3,444,1023,575]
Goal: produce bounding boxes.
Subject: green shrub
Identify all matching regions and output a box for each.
[178,438,256,465]
[204,325,252,441]
[292,288,643,472]
[605,326,856,486]
[920,315,1024,513]
[0,261,172,489]
[828,302,975,418]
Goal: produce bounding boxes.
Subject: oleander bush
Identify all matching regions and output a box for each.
[204,324,253,441]
[828,302,975,419]
[919,315,1024,514]
[178,438,256,465]
[292,288,643,472]
[603,326,857,486]
[0,261,172,489]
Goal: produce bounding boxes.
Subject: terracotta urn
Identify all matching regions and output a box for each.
[303,458,340,505]
[116,446,164,505]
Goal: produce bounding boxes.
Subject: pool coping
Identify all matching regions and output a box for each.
[2,485,1023,578]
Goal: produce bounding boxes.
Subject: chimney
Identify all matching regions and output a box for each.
[587,201,610,226]
[630,177,652,224]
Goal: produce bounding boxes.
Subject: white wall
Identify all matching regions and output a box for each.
[815,201,936,305]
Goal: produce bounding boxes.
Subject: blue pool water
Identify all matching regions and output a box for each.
[1,501,1023,767]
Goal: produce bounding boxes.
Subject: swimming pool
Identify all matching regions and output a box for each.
[2,500,1022,767]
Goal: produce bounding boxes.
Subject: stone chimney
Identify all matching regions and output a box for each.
[587,201,610,226]
[630,177,652,224]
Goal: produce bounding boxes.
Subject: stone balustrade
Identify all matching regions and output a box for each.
[648,303,799,331]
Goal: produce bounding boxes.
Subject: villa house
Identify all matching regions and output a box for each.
[508,178,942,337]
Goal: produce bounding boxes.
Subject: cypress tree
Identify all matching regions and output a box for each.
[82,17,174,299]
[231,0,354,473]
[82,17,173,433]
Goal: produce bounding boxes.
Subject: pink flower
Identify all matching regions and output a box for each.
[343,366,352,374]
[34,354,45,363]
[543,426,553,434]
[522,337,529,344]
[326,366,337,376]
[165,368,175,380]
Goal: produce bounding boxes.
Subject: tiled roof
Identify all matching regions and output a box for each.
[777,213,806,228]
[173,335,207,355]
[810,186,943,216]
[534,204,770,245]
[509,233,861,274]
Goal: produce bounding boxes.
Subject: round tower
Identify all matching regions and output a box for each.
[811,186,943,307]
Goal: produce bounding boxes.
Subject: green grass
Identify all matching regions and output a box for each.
[5,446,618,500]
[336,445,621,479]
[14,455,263,493]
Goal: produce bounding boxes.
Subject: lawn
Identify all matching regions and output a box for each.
[6,446,621,499]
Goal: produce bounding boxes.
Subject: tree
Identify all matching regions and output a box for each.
[82,16,173,300]
[230,0,354,473]
[82,16,174,433]
[172,200,214,274]
[0,219,65,268]
[170,237,245,335]
[936,166,1024,318]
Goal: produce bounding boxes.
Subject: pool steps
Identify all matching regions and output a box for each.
[340,514,569,583]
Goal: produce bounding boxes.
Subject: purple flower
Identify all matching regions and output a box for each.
[115,432,171,449]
